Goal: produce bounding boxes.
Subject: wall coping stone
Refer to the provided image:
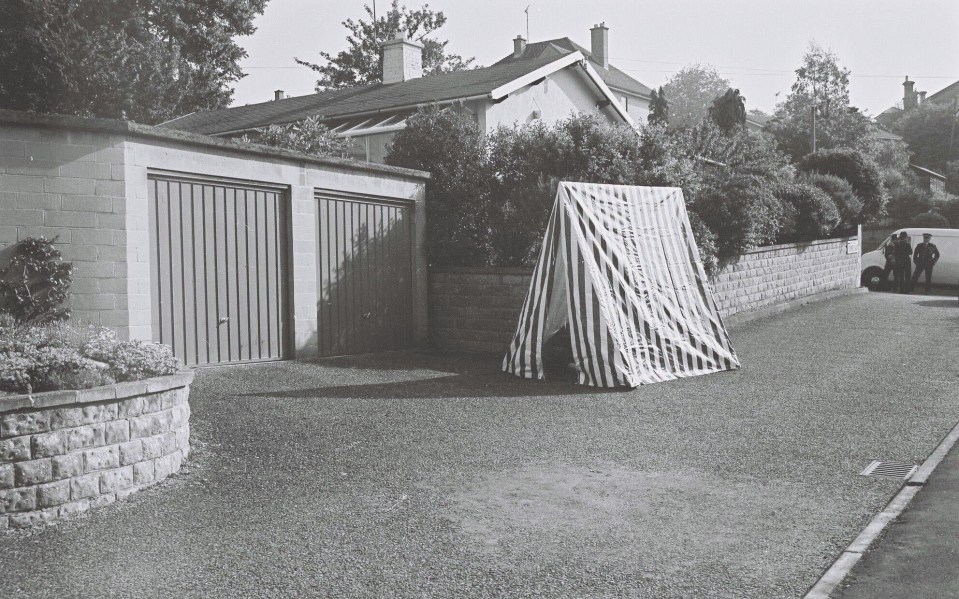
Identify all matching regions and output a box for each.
[430,237,859,277]
[0,109,429,181]
[0,370,194,416]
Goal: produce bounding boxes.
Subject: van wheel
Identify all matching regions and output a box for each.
[861,267,885,291]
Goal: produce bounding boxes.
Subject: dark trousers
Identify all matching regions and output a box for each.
[894,263,912,293]
[912,263,934,292]
[882,262,894,284]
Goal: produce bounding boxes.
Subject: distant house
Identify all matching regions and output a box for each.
[162,24,653,163]
[876,76,959,129]
[910,164,947,196]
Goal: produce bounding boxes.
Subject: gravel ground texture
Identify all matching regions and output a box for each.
[1,291,957,598]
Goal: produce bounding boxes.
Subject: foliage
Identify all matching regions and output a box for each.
[648,86,669,127]
[766,43,877,160]
[946,160,959,195]
[295,0,474,90]
[0,0,266,124]
[239,117,352,158]
[776,181,841,242]
[486,115,650,265]
[709,89,747,132]
[802,173,862,229]
[385,106,490,266]
[662,64,731,130]
[895,102,959,173]
[0,237,73,323]
[909,210,950,228]
[692,173,788,257]
[798,148,885,223]
[0,321,179,394]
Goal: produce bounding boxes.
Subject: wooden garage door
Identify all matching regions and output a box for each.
[149,174,290,366]
[316,191,414,357]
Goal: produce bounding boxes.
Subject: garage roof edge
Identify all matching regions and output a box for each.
[0,109,431,181]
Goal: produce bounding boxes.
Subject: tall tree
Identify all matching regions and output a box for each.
[895,102,959,173]
[662,64,731,130]
[766,42,875,160]
[295,1,474,90]
[648,87,669,126]
[709,88,747,132]
[0,0,267,124]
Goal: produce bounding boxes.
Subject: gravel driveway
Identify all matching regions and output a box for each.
[1,291,957,598]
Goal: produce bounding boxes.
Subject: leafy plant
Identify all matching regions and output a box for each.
[239,117,352,158]
[776,181,841,242]
[0,321,179,394]
[798,148,885,223]
[0,236,73,323]
[910,210,950,228]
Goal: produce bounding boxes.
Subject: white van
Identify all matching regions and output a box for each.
[861,228,959,290]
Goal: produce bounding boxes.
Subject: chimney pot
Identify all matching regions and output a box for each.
[903,76,917,111]
[274,90,284,101]
[382,34,423,84]
[513,35,527,58]
[590,22,609,69]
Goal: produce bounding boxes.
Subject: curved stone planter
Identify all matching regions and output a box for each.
[0,371,193,529]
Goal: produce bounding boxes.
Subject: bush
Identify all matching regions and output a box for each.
[910,210,950,228]
[0,321,179,394]
[0,237,73,323]
[802,173,862,229]
[798,149,885,223]
[693,173,788,257]
[776,181,841,242]
[386,106,491,266]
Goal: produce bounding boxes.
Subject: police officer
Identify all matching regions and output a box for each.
[911,232,940,294]
[881,235,897,290]
[893,232,912,293]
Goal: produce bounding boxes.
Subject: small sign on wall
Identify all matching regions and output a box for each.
[847,240,859,254]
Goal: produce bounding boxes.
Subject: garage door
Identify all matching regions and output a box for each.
[316,191,414,357]
[148,173,290,366]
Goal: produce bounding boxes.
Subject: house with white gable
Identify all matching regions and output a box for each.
[162,24,653,163]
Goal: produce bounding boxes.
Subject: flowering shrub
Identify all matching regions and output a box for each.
[0,237,74,323]
[0,320,180,394]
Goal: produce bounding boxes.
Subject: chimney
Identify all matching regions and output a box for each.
[919,91,927,104]
[903,76,917,110]
[590,22,609,69]
[382,34,423,84]
[274,90,284,101]
[514,35,527,58]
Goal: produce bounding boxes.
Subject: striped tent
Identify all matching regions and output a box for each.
[503,182,740,388]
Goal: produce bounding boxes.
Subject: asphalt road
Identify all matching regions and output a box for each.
[836,422,959,599]
[1,291,957,598]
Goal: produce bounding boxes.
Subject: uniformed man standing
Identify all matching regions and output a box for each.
[893,232,913,293]
[911,232,941,294]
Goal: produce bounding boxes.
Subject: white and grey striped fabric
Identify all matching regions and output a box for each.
[503,182,740,388]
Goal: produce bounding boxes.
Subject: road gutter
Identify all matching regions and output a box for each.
[804,418,959,598]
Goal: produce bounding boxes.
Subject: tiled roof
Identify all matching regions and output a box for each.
[162,36,654,136]
[926,79,959,104]
[493,37,652,98]
[163,53,564,135]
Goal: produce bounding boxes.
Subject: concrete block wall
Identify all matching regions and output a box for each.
[0,110,428,359]
[0,372,192,529]
[0,126,134,329]
[429,235,861,354]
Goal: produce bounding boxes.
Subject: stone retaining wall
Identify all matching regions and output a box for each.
[430,235,861,354]
[0,371,193,529]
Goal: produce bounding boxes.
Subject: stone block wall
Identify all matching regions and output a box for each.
[429,235,861,354]
[709,237,861,317]
[0,372,192,529]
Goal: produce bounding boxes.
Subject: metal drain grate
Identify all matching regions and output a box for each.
[860,460,918,480]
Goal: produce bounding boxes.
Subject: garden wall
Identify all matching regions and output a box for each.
[430,234,861,354]
[0,371,192,529]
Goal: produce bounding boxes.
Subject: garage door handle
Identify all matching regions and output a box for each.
[218,316,230,325]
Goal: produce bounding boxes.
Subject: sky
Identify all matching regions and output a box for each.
[230,0,959,117]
